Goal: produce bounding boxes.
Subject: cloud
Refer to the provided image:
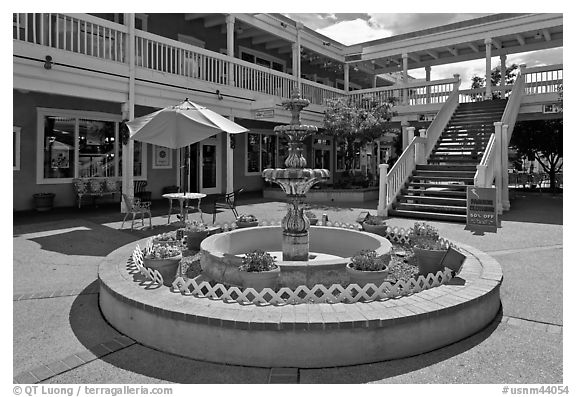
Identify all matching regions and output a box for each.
[316,19,393,45]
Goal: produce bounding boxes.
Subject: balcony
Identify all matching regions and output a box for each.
[13,13,563,117]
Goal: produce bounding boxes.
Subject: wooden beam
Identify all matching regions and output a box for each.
[492,38,502,49]
[204,15,225,28]
[468,42,480,52]
[426,50,439,59]
[543,28,552,41]
[184,13,211,21]
[252,35,273,45]
[237,28,266,40]
[266,40,289,50]
[278,46,293,54]
[446,47,458,56]
[516,34,525,46]
[408,53,420,63]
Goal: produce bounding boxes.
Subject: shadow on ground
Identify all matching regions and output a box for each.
[69,282,268,383]
[502,192,562,225]
[69,280,501,383]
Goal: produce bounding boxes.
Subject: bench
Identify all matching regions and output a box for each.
[72,178,121,208]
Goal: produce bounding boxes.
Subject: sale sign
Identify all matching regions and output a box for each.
[466,186,498,233]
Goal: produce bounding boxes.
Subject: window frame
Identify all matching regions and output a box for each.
[244,130,281,176]
[13,126,21,171]
[238,46,286,72]
[36,108,147,184]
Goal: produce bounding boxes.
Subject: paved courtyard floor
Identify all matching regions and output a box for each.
[11,191,564,384]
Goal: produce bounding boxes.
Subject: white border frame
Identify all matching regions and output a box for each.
[36,107,147,184]
[152,145,173,169]
[13,126,21,171]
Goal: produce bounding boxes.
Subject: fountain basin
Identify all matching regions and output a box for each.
[200,226,392,288]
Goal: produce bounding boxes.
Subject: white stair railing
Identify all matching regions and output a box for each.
[423,76,461,160]
[377,76,461,216]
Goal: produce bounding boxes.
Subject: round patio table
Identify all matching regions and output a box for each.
[162,192,206,224]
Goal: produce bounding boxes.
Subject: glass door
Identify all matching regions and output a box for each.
[312,137,333,184]
[199,135,221,194]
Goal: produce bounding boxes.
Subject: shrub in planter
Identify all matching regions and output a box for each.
[153,232,182,247]
[409,222,448,276]
[33,193,55,212]
[238,249,279,290]
[362,214,388,236]
[346,250,391,287]
[305,210,318,225]
[184,220,209,251]
[143,245,182,287]
[236,214,259,228]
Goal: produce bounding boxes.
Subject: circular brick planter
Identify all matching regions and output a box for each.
[99,238,502,368]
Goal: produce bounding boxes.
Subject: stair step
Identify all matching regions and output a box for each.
[416,164,477,172]
[389,208,467,223]
[397,195,467,206]
[433,147,484,152]
[402,188,468,197]
[413,170,476,178]
[410,175,475,183]
[407,182,470,190]
[394,202,467,214]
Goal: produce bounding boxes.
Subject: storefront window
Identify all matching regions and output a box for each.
[261,135,276,170]
[246,133,260,173]
[118,141,144,177]
[39,110,145,182]
[78,119,116,178]
[43,116,76,179]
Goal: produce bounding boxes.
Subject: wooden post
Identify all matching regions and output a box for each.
[402,53,409,105]
[121,13,135,214]
[501,124,510,210]
[425,65,431,104]
[226,14,235,87]
[377,163,389,216]
[493,122,503,214]
[484,38,493,100]
[343,64,349,93]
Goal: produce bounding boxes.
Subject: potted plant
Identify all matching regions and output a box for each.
[236,214,259,228]
[184,220,209,251]
[153,232,182,247]
[409,222,448,276]
[362,214,388,236]
[32,192,55,212]
[238,249,280,291]
[305,210,318,225]
[143,245,182,287]
[346,250,391,287]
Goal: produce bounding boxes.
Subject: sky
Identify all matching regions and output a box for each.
[283,13,563,88]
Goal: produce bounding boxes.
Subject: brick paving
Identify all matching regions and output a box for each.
[12,191,563,383]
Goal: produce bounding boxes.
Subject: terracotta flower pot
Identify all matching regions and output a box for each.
[186,230,209,251]
[346,263,389,287]
[362,223,388,236]
[143,254,182,287]
[413,247,448,276]
[239,267,280,291]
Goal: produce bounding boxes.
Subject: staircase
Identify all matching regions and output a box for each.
[390,99,507,222]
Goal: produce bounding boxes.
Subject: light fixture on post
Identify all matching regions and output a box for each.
[322,41,331,46]
[216,90,223,100]
[280,22,287,28]
[44,55,53,70]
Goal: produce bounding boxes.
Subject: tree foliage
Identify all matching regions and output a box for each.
[323,96,396,172]
[471,64,519,99]
[510,119,563,192]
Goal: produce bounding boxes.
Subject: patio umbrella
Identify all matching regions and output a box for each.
[126,98,248,149]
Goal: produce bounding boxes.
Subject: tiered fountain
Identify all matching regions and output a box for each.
[262,90,329,261]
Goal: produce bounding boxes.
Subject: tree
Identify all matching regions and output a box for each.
[323,96,396,177]
[470,64,519,100]
[510,119,563,193]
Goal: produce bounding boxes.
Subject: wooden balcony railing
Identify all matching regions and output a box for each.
[13,14,564,109]
[13,13,128,62]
